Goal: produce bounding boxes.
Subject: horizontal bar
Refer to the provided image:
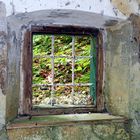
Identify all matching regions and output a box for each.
[32,83,93,87]
[33,55,92,59]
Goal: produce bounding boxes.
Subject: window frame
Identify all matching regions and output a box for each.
[21,25,104,116]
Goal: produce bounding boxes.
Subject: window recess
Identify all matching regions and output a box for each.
[22,26,104,115]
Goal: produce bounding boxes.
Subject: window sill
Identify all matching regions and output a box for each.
[7,113,127,129]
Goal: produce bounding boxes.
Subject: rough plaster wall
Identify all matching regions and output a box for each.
[0,0,126,19]
[105,17,140,139]
[5,18,21,122]
[0,2,7,126]
[129,14,140,140]
[7,123,130,140]
[2,0,140,19]
[0,0,140,139]
[111,0,140,16]
[105,22,132,117]
[0,2,7,140]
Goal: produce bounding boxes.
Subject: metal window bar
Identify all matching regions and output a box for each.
[33,55,92,59]
[51,35,55,106]
[33,83,93,87]
[71,36,75,104]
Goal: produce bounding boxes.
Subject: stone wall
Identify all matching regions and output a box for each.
[1,0,140,19]
[0,0,7,128]
[0,0,140,139]
[8,122,130,140]
[105,15,140,139]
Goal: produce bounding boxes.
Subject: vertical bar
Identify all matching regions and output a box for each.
[72,36,75,104]
[51,35,55,106]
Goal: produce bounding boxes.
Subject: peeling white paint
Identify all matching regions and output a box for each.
[0,0,127,19]
[112,0,139,16]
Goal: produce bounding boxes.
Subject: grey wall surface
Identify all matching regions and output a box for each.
[0,0,140,139]
[105,16,140,139]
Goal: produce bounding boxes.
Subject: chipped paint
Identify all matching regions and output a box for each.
[0,0,126,18]
[0,0,140,18]
[0,1,7,127]
[111,0,139,16]
[0,0,140,139]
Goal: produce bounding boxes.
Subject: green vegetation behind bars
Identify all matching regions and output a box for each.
[32,35,96,103]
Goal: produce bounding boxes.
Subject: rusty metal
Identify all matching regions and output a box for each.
[33,55,92,59]
[32,83,93,87]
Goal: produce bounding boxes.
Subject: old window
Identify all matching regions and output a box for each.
[21,26,104,115]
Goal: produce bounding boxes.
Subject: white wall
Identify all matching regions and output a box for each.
[0,0,126,19]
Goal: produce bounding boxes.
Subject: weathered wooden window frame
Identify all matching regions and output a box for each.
[21,25,104,116]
